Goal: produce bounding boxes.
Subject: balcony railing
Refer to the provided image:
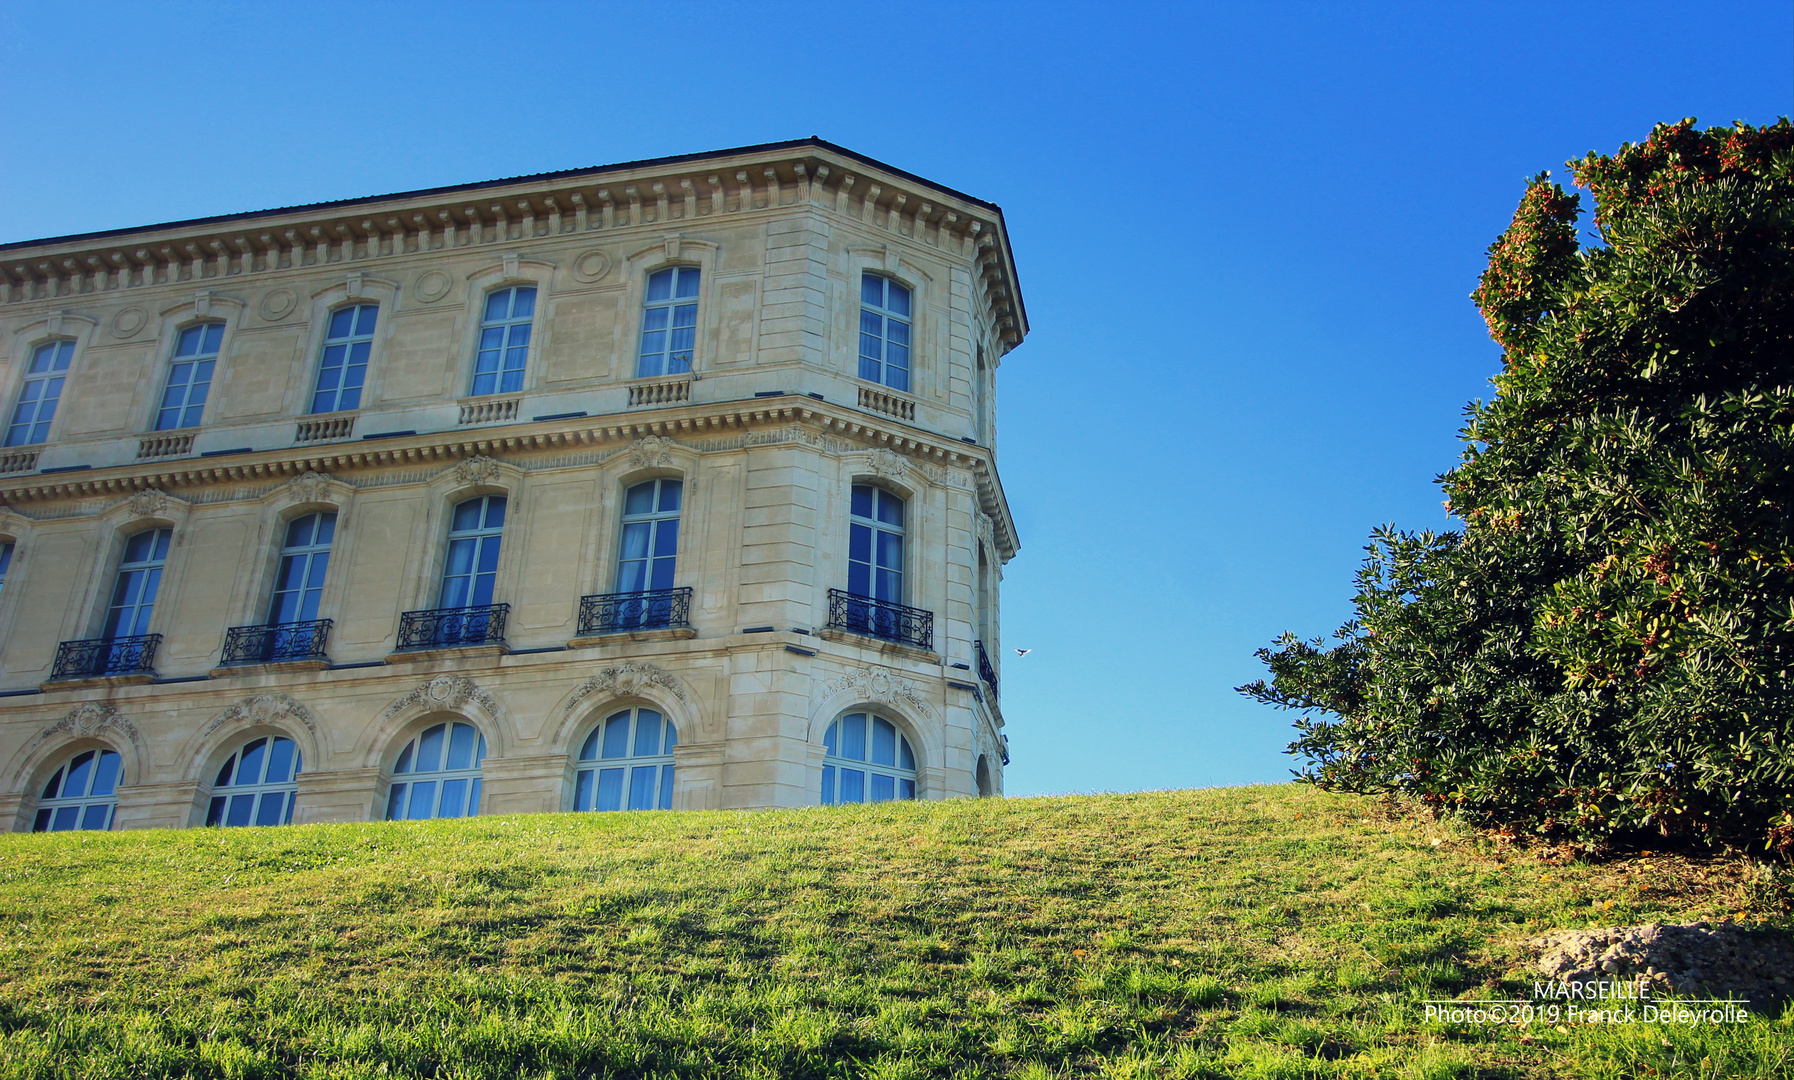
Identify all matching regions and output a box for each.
[51,634,162,680]
[578,587,692,636]
[975,639,999,701]
[825,589,934,651]
[396,604,509,651]
[222,619,333,666]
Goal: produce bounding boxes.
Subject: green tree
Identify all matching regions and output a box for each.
[1241,119,1794,854]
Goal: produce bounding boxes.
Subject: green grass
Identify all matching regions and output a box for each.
[0,785,1789,1078]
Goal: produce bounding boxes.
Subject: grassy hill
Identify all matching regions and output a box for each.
[0,785,1788,1079]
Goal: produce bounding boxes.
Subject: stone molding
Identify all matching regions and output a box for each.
[10,702,144,791]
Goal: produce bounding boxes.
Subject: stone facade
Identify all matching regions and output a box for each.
[0,139,1024,830]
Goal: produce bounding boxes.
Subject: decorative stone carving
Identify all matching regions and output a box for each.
[867,448,911,484]
[413,269,452,303]
[111,306,148,338]
[627,435,675,469]
[199,694,320,741]
[827,668,934,718]
[565,662,688,716]
[455,455,502,486]
[258,288,297,321]
[27,703,144,758]
[126,489,168,518]
[380,675,501,722]
[286,471,334,505]
[571,249,612,283]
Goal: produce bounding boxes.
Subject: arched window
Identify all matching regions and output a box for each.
[6,339,74,446]
[103,529,171,638]
[155,322,224,430]
[269,512,335,624]
[441,496,505,608]
[386,721,486,820]
[205,735,301,827]
[858,275,911,392]
[32,748,121,832]
[574,707,676,811]
[822,713,916,804]
[471,286,535,396]
[849,485,904,603]
[310,304,378,414]
[637,267,699,377]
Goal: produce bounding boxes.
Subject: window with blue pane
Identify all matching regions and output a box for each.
[440,496,505,608]
[637,267,699,377]
[102,529,171,638]
[32,748,121,832]
[269,512,335,624]
[386,722,486,820]
[0,540,12,601]
[205,735,300,827]
[821,713,916,805]
[858,275,911,391]
[573,707,676,812]
[310,304,378,414]
[471,286,535,395]
[615,479,680,592]
[155,322,224,430]
[6,339,75,446]
[848,485,904,603]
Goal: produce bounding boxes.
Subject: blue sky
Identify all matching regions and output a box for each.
[1,2,1787,796]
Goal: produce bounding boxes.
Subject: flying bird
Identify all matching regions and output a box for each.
[1014,648,1032,657]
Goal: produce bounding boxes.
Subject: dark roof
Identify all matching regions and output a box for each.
[0,138,1006,252]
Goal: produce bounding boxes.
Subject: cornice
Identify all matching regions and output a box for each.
[0,142,1027,353]
[0,396,1021,561]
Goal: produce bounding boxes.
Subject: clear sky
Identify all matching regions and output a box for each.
[1,2,1787,796]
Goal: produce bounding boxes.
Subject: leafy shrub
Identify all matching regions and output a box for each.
[1242,119,1794,854]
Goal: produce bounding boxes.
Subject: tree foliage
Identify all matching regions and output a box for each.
[1241,119,1794,854]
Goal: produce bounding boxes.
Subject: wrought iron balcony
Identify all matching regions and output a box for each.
[222,619,333,666]
[975,639,999,701]
[50,634,162,680]
[825,589,934,651]
[396,604,509,651]
[578,587,692,636]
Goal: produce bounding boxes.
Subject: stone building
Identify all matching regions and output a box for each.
[0,139,1024,831]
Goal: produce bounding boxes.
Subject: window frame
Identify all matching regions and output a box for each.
[857,273,913,392]
[5,338,77,447]
[635,265,702,378]
[204,734,302,828]
[469,284,538,398]
[308,303,380,415]
[438,495,507,610]
[614,477,683,594]
[848,484,906,605]
[31,747,123,832]
[153,321,226,431]
[572,706,678,812]
[385,721,487,821]
[821,712,918,805]
[101,528,173,639]
[267,511,337,625]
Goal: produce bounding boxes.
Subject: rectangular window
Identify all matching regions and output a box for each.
[311,305,378,414]
[6,340,75,446]
[472,286,535,396]
[637,267,700,377]
[0,541,11,600]
[858,275,911,392]
[155,323,224,430]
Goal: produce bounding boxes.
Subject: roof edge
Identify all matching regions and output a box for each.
[0,138,1005,253]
